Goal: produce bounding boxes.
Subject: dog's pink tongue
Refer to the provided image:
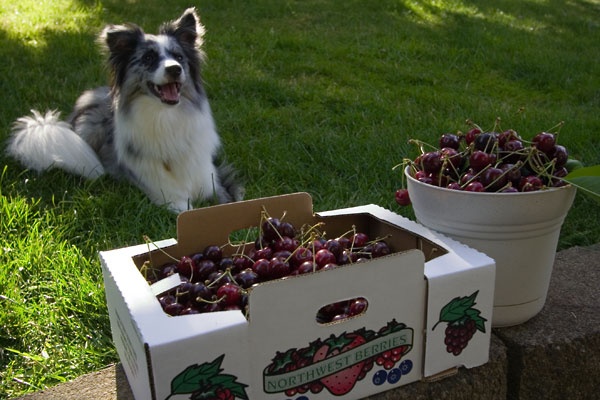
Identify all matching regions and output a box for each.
[160,83,180,103]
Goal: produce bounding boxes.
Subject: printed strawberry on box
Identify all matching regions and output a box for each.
[99,192,495,400]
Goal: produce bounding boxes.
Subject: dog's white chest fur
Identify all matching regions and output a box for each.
[114,96,221,212]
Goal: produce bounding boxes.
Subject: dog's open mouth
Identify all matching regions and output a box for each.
[149,82,181,105]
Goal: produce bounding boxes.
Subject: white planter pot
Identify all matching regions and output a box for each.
[405,167,577,327]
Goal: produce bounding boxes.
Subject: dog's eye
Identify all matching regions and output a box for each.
[173,53,184,62]
[142,51,156,64]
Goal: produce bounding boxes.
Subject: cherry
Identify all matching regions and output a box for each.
[447,182,462,190]
[501,140,525,163]
[371,241,391,258]
[481,167,508,192]
[337,236,351,249]
[498,129,520,147]
[278,221,296,238]
[272,236,297,252]
[158,294,177,308]
[310,238,326,252]
[268,257,291,279]
[351,232,369,248]
[428,173,449,187]
[440,147,462,169]
[473,132,498,153]
[414,170,428,180]
[550,167,568,187]
[232,256,252,271]
[160,263,178,279]
[164,302,185,316]
[203,245,222,263]
[417,175,433,185]
[532,132,556,154]
[189,282,212,304]
[315,249,337,268]
[216,283,243,306]
[179,307,200,315]
[295,260,317,275]
[439,133,460,150]
[499,163,521,184]
[251,258,271,278]
[465,127,482,145]
[501,185,519,193]
[193,259,217,282]
[395,188,411,206]
[325,239,343,257]
[251,246,273,262]
[464,181,485,192]
[290,246,313,268]
[337,249,358,265]
[321,263,338,270]
[234,268,260,288]
[420,151,442,174]
[551,145,568,167]
[206,271,234,288]
[459,169,478,186]
[175,281,194,303]
[262,217,281,241]
[469,150,496,172]
[219,257,235,272]
[519,175,543,192]
[348,298,368,315]
[176,256,195,278]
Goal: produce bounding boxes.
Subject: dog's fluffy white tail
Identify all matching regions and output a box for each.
[7,110,105,179]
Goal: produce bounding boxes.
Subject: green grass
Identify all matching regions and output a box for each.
[1,0,599,397]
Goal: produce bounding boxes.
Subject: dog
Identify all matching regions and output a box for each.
[6,8,243,213]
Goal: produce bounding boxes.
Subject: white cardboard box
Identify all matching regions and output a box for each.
[100,192,495,400]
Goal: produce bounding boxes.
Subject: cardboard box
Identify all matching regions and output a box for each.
[100,192,495,400]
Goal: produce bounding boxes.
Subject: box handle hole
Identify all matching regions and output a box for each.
[316,297,368,324]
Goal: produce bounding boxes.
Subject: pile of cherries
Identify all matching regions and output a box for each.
[147,214,392,319]
[395,121,573,206]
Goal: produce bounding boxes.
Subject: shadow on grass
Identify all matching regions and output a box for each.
[1,0,598,238]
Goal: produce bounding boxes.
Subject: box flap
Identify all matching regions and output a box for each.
[175,192,314,256]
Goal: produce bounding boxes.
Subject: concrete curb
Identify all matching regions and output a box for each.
[13,244,600,400]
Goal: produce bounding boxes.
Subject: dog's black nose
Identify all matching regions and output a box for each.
[166,64,182,77]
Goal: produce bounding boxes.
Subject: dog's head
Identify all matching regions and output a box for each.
[100,8,205,106]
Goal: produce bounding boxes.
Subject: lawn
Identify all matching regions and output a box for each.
[1,0,599,398]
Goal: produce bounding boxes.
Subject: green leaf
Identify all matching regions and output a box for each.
[438,291,479,324]
[563,165,600,200]
[168,355,225,397]
[465,308,487,333]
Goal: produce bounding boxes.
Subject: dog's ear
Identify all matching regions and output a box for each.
[100,24,144,57]
[161,7,205,48]
[100,24,143,88]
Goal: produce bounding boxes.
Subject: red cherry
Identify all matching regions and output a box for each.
[551,145,568,167]
[315,249,337,268]
[348,298,368,316]
[420,151,443,174]
[469,150,496,172]
[395,188,411,206]
[465,181,485,192]
[481,167,508,192]
[465,127,482,145]
[439,133,460,150]
[440,147,462,169]
[532,132,556,154]
[519,175,543,192]
[351,232,369,248]
[216,283,243,306]
[447,182,462,190]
